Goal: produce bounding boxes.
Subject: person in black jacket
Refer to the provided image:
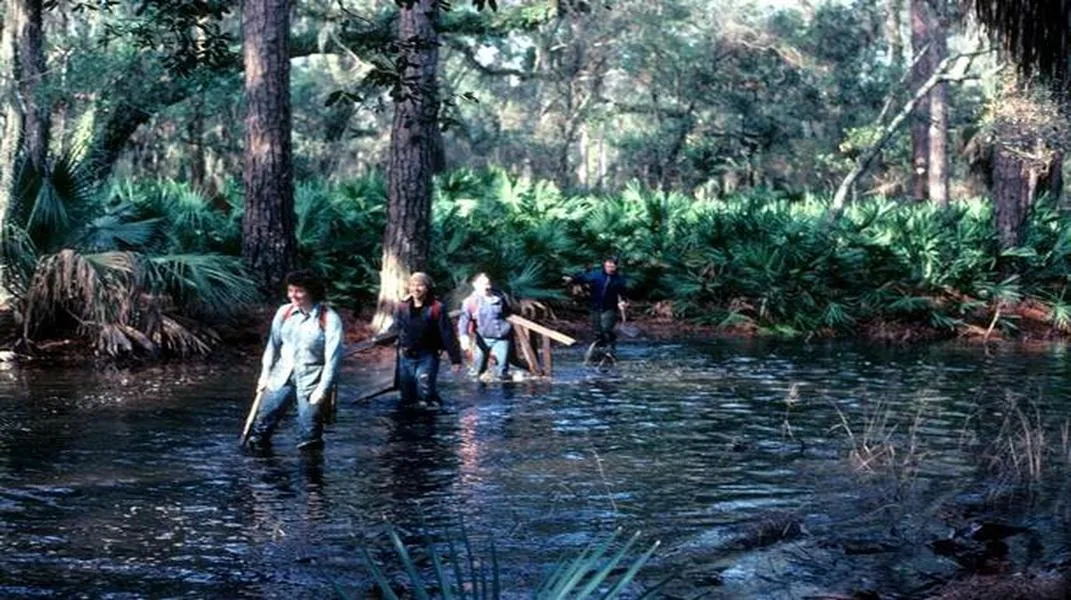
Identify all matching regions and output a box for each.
[565,257,629,362]
[387,272,463,408]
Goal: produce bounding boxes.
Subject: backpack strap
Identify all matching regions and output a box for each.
[429,300,442,321]
[282,303,328,330]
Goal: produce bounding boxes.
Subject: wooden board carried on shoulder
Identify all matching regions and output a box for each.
[506,315,576,345]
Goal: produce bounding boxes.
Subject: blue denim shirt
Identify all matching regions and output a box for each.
[259,303,344,398]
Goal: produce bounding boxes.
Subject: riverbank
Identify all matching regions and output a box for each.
[3,296,1068,368]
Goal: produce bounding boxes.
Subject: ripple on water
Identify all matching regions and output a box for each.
[1,340,1071,597]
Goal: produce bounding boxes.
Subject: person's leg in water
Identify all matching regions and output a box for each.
[248,381,298,450]
[295,384,326,451]
[472,336,491,378]
[598,309,619,358]
[414,351,442,407]
[489,338,510,379]
[398,354,420,407]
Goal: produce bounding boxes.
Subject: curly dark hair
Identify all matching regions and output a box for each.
[285,269,327,302]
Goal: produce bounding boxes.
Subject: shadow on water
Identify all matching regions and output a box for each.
[2,341,1071,597]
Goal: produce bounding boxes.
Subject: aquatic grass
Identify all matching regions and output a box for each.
[985,394,1050,486]
[828,396,930,500]
[347,524,663,599]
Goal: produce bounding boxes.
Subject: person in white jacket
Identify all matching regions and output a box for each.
[247,270,343,451]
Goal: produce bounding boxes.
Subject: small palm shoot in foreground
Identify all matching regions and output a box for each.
[343,525,666,599]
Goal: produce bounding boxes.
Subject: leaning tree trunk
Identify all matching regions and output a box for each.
[372,0,440,332]
[991,141,1058,250]
[241,0,295,294]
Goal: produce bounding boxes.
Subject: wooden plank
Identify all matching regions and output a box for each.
[344,332,398,358]
[352,379,397,403]
[513,325,542,375]
[541,334,553,377]
[506,315,576,346]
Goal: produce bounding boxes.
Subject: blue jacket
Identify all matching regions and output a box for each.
[458,291,512,340]
[573,268,628,311]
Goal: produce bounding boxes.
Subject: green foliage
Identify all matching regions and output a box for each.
[346,524,664,600]
[420,169,1071,339]
[2,156,257,357]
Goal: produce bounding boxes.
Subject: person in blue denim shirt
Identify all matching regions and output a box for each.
[565,257,629,362]
[458,273,512,381]
[387,272,463,408]
[248,270,344,451]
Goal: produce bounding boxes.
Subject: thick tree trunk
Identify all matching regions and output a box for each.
[991,143,1051,250]
[0,0,48,304]
[0,0,22,305]
[16,0,48,171]
[372,0,440,332]
[909,0,934,201]
[241,0,295,293]
[927,18,949,207]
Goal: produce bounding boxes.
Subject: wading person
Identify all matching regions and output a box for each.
[565,257,629,363]
[387,272,463,408]
[458,273,513,381]
[247,270,344,451]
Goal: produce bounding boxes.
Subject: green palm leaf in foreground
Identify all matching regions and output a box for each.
[344,526,666,600]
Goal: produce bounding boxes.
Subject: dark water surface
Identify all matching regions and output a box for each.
[2,339,1070,598]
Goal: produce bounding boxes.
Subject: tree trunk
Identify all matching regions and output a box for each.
[188,93,206,190]
[991,143,1047,250]
[909,0,933,202]
[927,16,949,207]
[241,0,295,294]
[16,0,48,171]
[886,0,904,70]
[372,0,440,331]
[0,0,48,305]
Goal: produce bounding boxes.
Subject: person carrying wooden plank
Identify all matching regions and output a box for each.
[458,273,513,381]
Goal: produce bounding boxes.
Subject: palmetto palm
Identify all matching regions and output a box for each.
[3,153,256,356]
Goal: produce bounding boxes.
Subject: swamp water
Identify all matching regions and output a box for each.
[1,339,1071,598]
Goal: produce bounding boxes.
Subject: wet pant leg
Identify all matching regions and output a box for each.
[295,388,325,448]
[250,382,297,444]
[472,337,491,376]
[487,338,510,377]
[399,352,441,405]
[593,309,618,355]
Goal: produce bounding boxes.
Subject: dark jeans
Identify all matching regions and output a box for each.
[473,336,510,378]
[591,309,618,354]
[398,350,441,406]
[250,378,324,448]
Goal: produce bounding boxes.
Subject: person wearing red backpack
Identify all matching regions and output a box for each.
[386,272,463,409]
[458,273,512,381]
[247,270,344,451]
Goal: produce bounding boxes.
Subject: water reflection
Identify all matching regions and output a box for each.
[2,341,1071,597]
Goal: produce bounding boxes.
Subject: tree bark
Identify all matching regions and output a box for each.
[241,0,296,293]
[372,0,440,331]
[0,0,48,304]
[927,14,949,207]
[909,0,933,202]
[15,0,48,171]
[992,143,1062,250]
